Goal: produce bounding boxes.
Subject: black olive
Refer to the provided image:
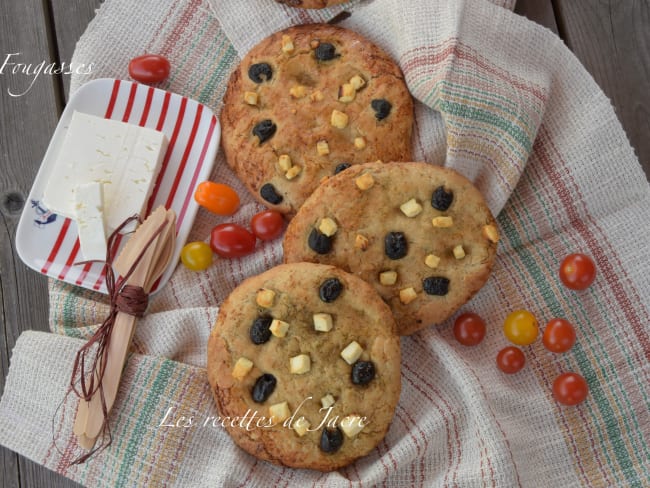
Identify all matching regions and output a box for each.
[319,278,343,302]
[252,373,277,403]
[252,119,277,144]
[334,162,351,174]
[351,360,375,385]
[248,63,273,83]
[431,186,454,211]
[320,427,344,453]
[250,316,273,344]
[371,99,392,120]
[315,43,338,61]
[384,232,407,260]
[260,183,283,205]
[308,228,333,254]
[423,276,450,296]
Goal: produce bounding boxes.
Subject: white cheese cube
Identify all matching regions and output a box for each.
[399,287,418,304]
[293,417,311,437]
[432,216,454,228]
[425,254,441,269]
[453,245,466,260]
[318,217,338,237]
[355,173,374,190]
[269,402,291,423]
[42,111,167,233]
[256,288,275,308]
[278,154,292,172]
[340,414,365,438]
[313,313,333,332]
[232,357,254,380]
[74,182,107,262]
[340,341,363,365]
[400,198,423,218]
[290,354,311,374]
[270,319,290,338]
[320,394,336,409]
[379,270,398,286]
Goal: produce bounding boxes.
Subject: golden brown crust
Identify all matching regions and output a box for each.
[220,24,413,216]
[207,263,401,471]
[283,162,500,335]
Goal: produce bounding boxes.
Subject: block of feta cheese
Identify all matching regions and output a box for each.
[42,111,168,233]
[74,182,107,261]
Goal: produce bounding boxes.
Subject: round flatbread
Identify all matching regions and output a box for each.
[220,24,413,215]
[207,262,401,471]
[283,162,500,335]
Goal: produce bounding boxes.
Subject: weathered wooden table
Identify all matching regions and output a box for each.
[0,1,647,486]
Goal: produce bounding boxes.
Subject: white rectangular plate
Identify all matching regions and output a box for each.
[16,78,220,294]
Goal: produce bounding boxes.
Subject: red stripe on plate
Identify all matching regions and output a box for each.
[156,91,172,132]
[139,86,155,127]
[75,261,93,285]
[165,104,203,209]
[105,79,121,118]
[146,96,188,216]
[41,218,73,274]
[176,114,216,228]
[58,239,81,280]
[122,82,138,122]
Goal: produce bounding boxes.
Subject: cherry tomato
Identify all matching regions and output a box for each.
[180,241,213,271]
[496,346,526,374]
[503,309,539,346]
[128,54,171,84]
[194,181,240,216]
[559,253,596,290]
[250,210,285,241]
[553,372,589,406]
[543,318,576,353]
[210,223,256,258]
[453,312,486,346]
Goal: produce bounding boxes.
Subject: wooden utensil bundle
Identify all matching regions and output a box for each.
[73,206,176,451]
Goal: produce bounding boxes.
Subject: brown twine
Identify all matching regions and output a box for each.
[60,214,168,465]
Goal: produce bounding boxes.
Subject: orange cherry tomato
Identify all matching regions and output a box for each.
[128,54,170,84]
[453,312,486,346]
[559,253,596,290]
[503,309,539,346]
[496,346,526,374]
[194,181,240,216]
[543,318,576,353]
[553,372,589,405]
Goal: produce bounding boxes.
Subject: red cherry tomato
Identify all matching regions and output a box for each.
[128,54,171,84]
[210,223,256,258]
[553,372,589,406]
[496,346,526,374]
[453,312,486,346]
[194,181,240,216]
[250,210,285,241]
[543,318,576,353]
[559,253,596,290]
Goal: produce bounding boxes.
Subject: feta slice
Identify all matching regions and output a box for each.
[42,111,167,233]
[74,182,107,261]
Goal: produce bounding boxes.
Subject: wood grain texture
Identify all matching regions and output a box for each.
[514,0,559,33]
[553,0,650,177]
[50,0,102,100]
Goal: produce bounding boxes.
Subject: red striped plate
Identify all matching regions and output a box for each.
[16,78,220,294]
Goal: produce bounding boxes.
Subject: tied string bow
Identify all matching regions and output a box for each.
[66,214,167,464]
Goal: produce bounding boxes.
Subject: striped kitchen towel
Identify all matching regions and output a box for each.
[1,0,649,486]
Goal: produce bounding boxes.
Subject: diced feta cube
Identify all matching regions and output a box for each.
[313,313,333,332]
[232,357,254,380]
[289,354,311,374]
[341,341,363,365]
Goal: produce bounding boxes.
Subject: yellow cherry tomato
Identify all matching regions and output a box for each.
[180,241,213,271]
[503,309,539,346]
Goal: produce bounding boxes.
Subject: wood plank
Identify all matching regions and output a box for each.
[0,0,81,486]
[515,0,559,34]
[553,0,650,178]
[49,0,102,100]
